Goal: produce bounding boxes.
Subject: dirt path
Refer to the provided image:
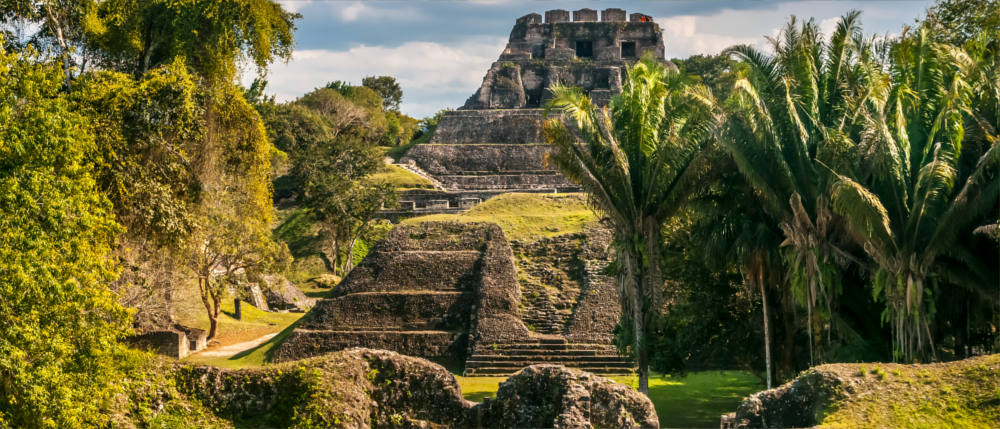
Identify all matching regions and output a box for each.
[195,333,278,357]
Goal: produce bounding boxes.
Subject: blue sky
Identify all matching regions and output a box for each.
[261,0,934,118]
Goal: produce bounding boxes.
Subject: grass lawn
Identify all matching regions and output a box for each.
[369,163,435,190]
[455,371,764,429]
[403,192,597,241]
[173,278,304,367]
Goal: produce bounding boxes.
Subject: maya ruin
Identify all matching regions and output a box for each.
[5,1,998,427]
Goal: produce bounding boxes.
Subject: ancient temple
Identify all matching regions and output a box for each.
[274,222,633,376]
[276,9,668,375]
[392,9,665,214]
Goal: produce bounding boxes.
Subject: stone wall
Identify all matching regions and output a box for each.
[273,221,630,375]
[273,222,533,363]
[466,9,665,110]
[512,225,620,343]
[428,109,546,144]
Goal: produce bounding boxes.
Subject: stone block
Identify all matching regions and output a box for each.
[127,330,188,358]
[459,198,482,208]
[175,324,208,353]
[517,12,541,25]
[573,8,598,22]
[426,199,449,209]
[630,13,653,23]
[300,291,474,331]
[601,8,626,22]
[546,47,577,61]
[544,9,569,23]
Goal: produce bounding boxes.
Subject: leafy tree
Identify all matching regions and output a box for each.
[182,84,286,339]
[923,0,1000,45]
[85,0,297,80]
[828,28,1000,361]
[0,44,131,427]
[721,11,883,364]
[412,108,452,144]
[671,53,745,100]
[265,86,396,275]
[544,56,720,394]
[362,75,403,111]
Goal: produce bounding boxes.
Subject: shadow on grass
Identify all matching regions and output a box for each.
[226,318,302,363]
[649,371,764,429]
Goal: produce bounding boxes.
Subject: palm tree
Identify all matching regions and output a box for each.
[721,12,881,364]
[828,28,1000,361]
[542,57,720,394]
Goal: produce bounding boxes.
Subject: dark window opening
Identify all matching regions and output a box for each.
[621,41,636,58]
[575,40,593,58]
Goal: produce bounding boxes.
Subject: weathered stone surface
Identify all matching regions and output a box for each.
[425,109,546,144]
[169,348,649,428]
[126,324,207,358]
[274,222,535,364]
[721,368,848,428]
[474,365,659,428]
[261,274,313,312]
[394,11,666,201]
[512,225,620,343]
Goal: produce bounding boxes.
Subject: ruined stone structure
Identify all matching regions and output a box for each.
[275,222,633,376]
[393,9,665,215]
[127,324,207,359]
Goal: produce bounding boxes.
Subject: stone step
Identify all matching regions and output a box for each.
[464,365,636,376]
[488,342,618,350]
[469,350,626,360]
[298,291,473,331]
[465,361,634,370]
[272,329,464,363]
[465,357,631,366]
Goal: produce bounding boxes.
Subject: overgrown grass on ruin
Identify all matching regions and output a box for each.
[369,163,435,190]
[817,355,1000,428]
[455,370,764,428]
[403,193,597,241]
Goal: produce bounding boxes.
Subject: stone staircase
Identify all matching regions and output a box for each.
[464,337,634,376]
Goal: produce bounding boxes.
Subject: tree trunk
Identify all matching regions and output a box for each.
[780,293,797,380]
[208,294,221,340]
[759,270,773,389]
[622,244,648,396]
[637,217,665,396]
[344,235,358,273]
[807,279,814,366]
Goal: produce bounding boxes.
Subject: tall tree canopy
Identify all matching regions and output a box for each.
[544,57,720,394]
[0,44,131,428]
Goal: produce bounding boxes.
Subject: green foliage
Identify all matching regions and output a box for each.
[71,59,202,246]
[362,75,403,112]
[0,44,130,428]
[264,85,397,276]
[544,55,720,393]
[86,0,297,81]
[923,0,1000,45]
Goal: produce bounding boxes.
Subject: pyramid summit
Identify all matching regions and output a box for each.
[395,9,667,214]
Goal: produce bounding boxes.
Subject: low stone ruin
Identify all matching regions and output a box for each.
[390,9,668,217]
[127,324,208,359]
[274,221,634,376]
[171,348,658,428]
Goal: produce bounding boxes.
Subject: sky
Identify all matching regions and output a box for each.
[258,0,935,118]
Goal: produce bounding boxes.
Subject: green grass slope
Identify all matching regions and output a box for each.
[818,355,1000,428]
[402,192,597,241]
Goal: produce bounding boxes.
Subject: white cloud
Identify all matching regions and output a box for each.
[277,0,312,14]
[819,17,840,38]
[339,2,369,22]
[258,38,506,118]
[657,15,762,58]
[334,1,426,23]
